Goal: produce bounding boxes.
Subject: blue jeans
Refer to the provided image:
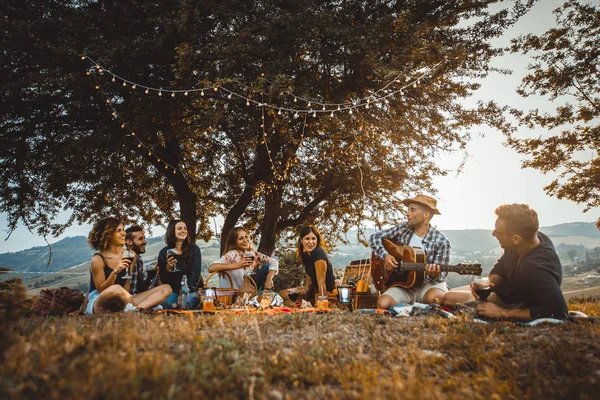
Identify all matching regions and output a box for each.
[250,263,270,294]
[163,292,200,310]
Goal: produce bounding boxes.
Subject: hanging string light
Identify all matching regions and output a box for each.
[88,75,178,174]
[82,55,448,116]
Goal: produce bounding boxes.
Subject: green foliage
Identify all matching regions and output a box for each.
[273,247,305,291]
[508,0,600,224]
[1,0,533,255]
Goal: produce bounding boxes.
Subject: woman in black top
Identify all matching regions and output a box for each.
[84,217,172,314]
[158,219,203,309]
[281,225,336,305]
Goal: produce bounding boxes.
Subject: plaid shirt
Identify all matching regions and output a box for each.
[369,223,451,284]
[129,254,144,295]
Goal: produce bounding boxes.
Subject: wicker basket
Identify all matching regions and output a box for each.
[238,275,258,298]
[204,271,237,307]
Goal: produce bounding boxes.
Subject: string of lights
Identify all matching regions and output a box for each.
[89,74,179,174]
[82,55,449,116]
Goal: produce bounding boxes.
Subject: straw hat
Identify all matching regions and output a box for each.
[402,194,441,215]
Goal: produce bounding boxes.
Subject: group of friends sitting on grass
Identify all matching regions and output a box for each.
[79,194,569,322]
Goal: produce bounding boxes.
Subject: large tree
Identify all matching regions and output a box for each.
[508,0,600,226]
[1,0,532,254]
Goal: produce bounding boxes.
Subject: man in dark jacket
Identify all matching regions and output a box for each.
[472,204,568,321]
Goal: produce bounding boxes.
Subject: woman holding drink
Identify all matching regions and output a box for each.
[84,217,172,314]
[281,225,336,306]
[208,226,278,290]
[158,219,203,309]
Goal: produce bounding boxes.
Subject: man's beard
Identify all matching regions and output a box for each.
[133,245,146,254]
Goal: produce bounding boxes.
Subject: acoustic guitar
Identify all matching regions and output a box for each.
[371,238,482,291]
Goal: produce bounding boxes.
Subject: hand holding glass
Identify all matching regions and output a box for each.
[121,249,134,279]
[243,250,255,275]
[472,277,493,301]
[166,248,180,272]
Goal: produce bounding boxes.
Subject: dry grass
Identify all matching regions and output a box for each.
[1,299,599,400]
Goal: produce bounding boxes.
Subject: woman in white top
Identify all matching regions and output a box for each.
[208,226,278,290]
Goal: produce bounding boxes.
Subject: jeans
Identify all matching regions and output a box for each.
[162,291,200,310]
[250,263,270,294]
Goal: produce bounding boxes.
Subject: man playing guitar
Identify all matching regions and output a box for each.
[369,194,451,309]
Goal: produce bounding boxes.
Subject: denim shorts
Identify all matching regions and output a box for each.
[85,290,100,315]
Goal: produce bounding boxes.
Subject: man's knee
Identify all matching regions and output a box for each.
[422,288,445,304]
[377,295,397,309]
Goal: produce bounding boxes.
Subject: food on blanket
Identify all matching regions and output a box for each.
[260,297,271,309]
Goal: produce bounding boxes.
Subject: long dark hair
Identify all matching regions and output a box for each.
[88,217,122,251]
[165,219,192,262]
[222,226,248,256]
[296,225,326,261]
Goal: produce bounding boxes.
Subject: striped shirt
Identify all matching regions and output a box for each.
[369,224,451,284]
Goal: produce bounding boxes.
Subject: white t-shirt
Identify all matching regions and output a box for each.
[409,233,424,249]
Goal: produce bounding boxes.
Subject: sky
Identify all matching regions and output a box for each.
[0,0,597,253]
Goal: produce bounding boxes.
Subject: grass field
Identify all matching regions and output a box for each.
[1,298,600,400]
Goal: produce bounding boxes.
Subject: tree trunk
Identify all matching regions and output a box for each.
[220,185,255,255]
[167,170,197,242]
[257,187,283,256]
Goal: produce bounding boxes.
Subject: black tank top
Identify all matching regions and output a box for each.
[89,253,128,292]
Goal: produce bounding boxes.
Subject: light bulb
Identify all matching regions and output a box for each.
[184,91,189,96]
[137,144,141,148]
[132,84,136,89]
[158,91,162,96]
[213,87,218,92]
[278,109,282,115]
[122,82,127,87]
[349,109,353,115]
[293,97,297,103]
[201,90,205,96]
[330,111,334,117]
[307,102,311,107]
[86,71,91,76]
[227,93,232,99]
[145,89,149,94]
[131,132,135,136]
[112,77,116,82]
[246,100,250,106]
[81,56,86,60]
[171,92,175,97]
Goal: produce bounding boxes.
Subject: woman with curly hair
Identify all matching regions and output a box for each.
[84,217,171,314]
[157,219,203,309]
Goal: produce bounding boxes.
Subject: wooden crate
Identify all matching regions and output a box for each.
[353,293,379,309]
[342,260,373,287]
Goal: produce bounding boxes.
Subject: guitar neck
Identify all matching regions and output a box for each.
[401,262,461,272]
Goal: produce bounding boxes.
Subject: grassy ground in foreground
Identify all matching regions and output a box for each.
[1,300,600,400]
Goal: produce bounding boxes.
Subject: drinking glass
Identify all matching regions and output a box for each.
[243,250,256,275]
[121,248,134,279]
[166,248,180,272]
[473,276,492,301]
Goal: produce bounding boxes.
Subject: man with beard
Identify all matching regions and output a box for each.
[125,226,158,294]
[369,194,451,309]
[470,204,568,321]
